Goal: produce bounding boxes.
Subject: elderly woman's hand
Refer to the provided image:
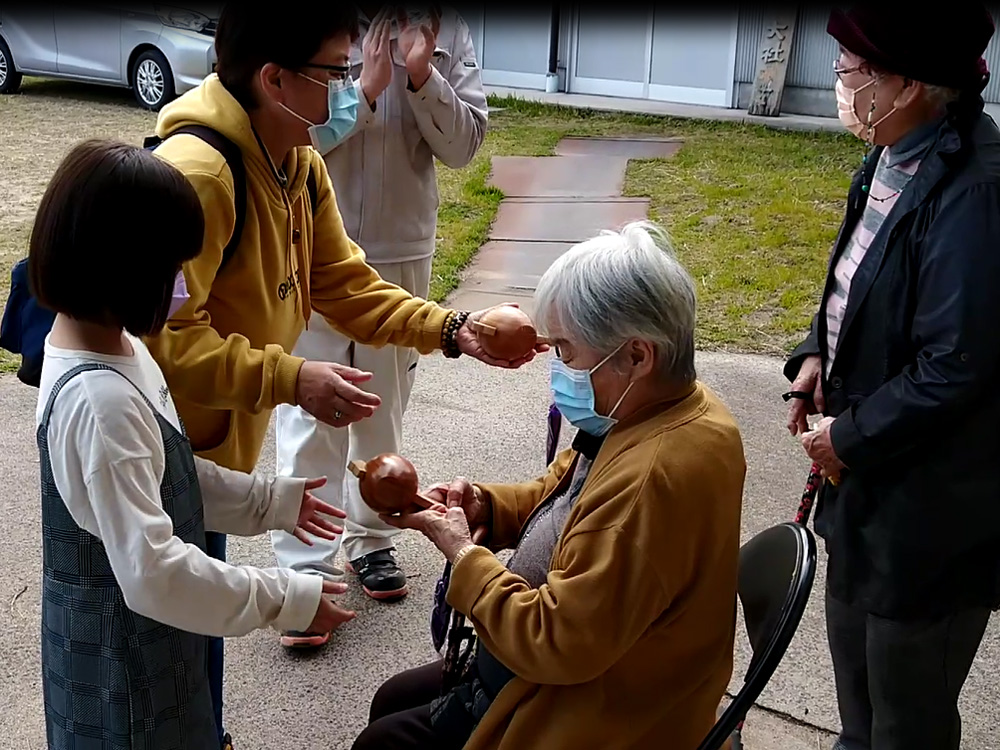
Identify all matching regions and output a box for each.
[379,505,475,563]
[787,355,825,436]
[801,416,847,479]
[424,477,491,544]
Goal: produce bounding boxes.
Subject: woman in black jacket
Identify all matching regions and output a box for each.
[785,5,1000,750]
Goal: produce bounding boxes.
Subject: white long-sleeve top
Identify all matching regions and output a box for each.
[35,333,323,637]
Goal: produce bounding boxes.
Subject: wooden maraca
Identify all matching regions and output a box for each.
[467,305,551,360]
[348,453,443,515]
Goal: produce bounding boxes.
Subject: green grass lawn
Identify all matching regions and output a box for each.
[0,81,860,373]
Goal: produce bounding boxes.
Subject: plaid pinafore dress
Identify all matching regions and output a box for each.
[38,363,217,749]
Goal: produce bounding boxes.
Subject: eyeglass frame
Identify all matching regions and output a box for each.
[833,58,866,81]
[299,62,351,81]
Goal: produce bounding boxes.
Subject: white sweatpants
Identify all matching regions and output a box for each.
[271,257,432,578]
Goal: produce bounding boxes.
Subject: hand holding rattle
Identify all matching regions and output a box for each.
[348,453,444,515]
[468,305,551,361]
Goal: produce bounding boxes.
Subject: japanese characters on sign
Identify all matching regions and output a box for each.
[760,23,789,65]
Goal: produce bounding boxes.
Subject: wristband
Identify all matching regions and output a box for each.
[451,543,478,568]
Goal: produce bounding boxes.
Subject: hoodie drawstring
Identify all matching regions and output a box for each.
[250,125,310,325]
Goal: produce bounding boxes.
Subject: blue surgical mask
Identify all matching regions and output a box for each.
[279,73,359,155]
[549,343,634,437]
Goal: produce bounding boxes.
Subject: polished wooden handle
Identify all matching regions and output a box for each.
[414,492,445,510]
[469,319,498,337]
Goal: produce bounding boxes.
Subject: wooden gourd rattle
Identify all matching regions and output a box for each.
[348,453,442,515]
[467,305,551,360]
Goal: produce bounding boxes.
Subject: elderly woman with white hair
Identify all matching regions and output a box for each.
[351,220,747,750]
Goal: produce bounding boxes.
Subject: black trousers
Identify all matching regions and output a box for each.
[352,660,470,750]
[826,586,991,750]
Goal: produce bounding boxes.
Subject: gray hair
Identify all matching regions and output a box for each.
[868,64,961,108]
[864,60,962,108]
[923,84,961,108]
[533,220,697,382]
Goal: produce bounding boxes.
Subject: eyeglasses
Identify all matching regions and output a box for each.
[833,59,863,80]
[301,62,351,81]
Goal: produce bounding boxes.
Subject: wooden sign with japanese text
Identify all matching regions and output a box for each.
[748,11,798,117]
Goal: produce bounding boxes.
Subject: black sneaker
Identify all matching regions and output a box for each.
[347,549,409,601]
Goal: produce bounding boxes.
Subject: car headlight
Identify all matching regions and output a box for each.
[155,5,211,33]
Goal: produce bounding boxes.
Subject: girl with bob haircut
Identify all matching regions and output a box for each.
[30,139,353,750]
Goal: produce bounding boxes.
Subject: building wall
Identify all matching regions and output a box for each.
[563,8,737,106]
[462,7,552,90]
[648,10,737,106]
[464,4,1000,117]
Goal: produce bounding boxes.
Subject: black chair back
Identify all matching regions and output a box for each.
[696,522,817,750]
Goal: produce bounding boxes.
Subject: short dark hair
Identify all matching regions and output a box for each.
[215,3,361,110]
[29,139,204,338]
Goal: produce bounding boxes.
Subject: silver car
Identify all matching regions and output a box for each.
[0,3,221,110]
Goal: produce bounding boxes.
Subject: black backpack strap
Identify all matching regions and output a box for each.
[144,125,247,272]
[307,169,318,216]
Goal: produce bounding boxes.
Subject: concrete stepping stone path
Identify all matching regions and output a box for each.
[489,155,628,198]
[450,135,682,314]
[490,197,651,244]
[554,135,684,159]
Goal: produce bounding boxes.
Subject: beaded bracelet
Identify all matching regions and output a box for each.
[441,310,470,359]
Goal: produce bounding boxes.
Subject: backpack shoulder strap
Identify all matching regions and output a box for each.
[307,169,319,215]
[144,126,247,272]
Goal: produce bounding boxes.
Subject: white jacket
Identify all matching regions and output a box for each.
[325,6,489,265]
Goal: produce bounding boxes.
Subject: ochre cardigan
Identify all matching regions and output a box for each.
[448,382,746,750]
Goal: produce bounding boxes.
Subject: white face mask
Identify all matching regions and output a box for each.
[835,77,897,142]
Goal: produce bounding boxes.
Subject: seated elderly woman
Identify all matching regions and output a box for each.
[352,220,746,750]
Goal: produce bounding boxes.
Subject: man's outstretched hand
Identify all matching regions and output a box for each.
[456,304,550,369]
[296,361,382,428]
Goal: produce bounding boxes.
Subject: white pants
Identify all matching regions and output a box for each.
[271,257,432,578]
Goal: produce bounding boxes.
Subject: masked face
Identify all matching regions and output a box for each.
[836,77,876,138]
[278,73,359,155]
[834,59,902,144]
[549,342,634,437]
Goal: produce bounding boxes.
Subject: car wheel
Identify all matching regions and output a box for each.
[0,36,24,95]
[132,48,175,111]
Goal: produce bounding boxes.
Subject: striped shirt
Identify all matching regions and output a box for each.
[824,122,940,376]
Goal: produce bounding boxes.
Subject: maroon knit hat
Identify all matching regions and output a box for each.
[828,4,996,92]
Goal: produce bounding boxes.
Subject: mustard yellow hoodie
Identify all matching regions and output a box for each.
[144,75,451,473]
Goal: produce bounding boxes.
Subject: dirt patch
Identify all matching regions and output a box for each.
[0,79,156,232]
[0,80,156,369]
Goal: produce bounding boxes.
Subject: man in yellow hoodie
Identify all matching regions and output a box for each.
[271,4,489,632]
[143,5,536,748]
